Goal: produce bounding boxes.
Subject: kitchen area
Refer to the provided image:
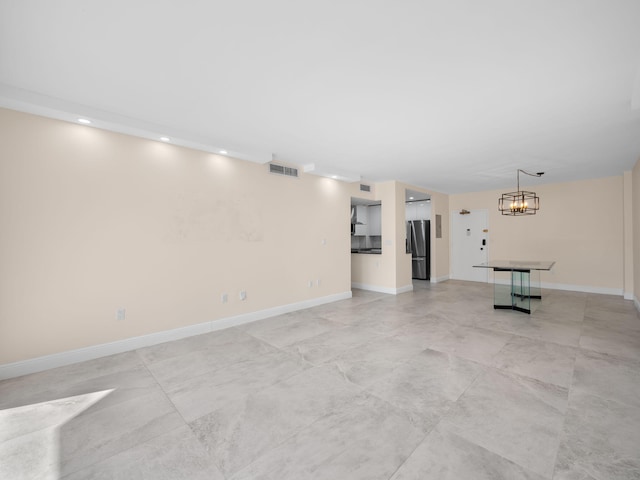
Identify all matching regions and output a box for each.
[350,192,432,279]
[350,198,382,254]
[350,183,442,295]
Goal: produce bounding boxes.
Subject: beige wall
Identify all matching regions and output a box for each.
[633,160,640,304]
[4,106,636,366]
[392,182,413,289]
[0,108,352,364]
[623,171,634,299]
[434,192,451,281]
[450,177,625,292]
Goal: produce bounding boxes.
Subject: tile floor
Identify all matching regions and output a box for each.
[2,280,640,479]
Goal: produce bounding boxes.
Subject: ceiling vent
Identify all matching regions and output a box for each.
[359,184,371,192]
[269,163,298,178]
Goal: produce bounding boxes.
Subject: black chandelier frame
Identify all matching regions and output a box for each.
[498,169,544,216]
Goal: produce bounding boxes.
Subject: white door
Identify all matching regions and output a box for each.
[451,209,489,282]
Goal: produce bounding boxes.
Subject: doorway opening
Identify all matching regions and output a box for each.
[405,189,431,281]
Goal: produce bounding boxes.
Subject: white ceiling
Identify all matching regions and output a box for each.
[1,1,639,193]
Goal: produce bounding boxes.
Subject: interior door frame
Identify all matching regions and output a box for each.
[450,209,489,283]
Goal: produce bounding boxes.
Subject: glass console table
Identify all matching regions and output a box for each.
[473,260,556,314]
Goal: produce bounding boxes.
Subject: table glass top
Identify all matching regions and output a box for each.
[473,260,556,271]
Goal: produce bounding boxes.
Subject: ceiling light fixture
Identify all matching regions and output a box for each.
[160,136,171,142]
[219,150,227,155]
[77,118,91,124]
[499,169,544,216]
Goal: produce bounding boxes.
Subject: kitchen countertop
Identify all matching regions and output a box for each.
[351,249,382,254]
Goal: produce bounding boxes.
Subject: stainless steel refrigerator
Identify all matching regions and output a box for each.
[407,220,430,280]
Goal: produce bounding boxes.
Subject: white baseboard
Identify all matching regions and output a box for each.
[396,284,414,294]
[624,291,634,301]
[634,295,640,312]
[0,291,352,381]
[448,275,490,283]
[431,275,450,283]
[540,282,623,296]
[490,277,624,296]
[351,282,413,295]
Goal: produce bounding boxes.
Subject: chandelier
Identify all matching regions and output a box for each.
[498,169,544,216]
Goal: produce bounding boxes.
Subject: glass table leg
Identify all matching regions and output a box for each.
[511,270,531,313]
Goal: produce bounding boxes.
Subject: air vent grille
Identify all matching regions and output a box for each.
[269,163,298,177]
[360,184,371,192]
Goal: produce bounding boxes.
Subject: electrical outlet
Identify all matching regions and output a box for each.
[308,280,313,288]
[239,290,247,301]
[316,279,321,287]
[221,293,228,303]
[116,308,126,321]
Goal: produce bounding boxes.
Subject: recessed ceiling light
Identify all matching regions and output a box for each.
[160,137,171,142]
[219,150,227,154]
[77,118,91,124]
[332,175,338,179]
[409,197,414,200]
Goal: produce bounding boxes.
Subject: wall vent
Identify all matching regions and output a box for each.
[269,163,298,177]
[360,184,371,192]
